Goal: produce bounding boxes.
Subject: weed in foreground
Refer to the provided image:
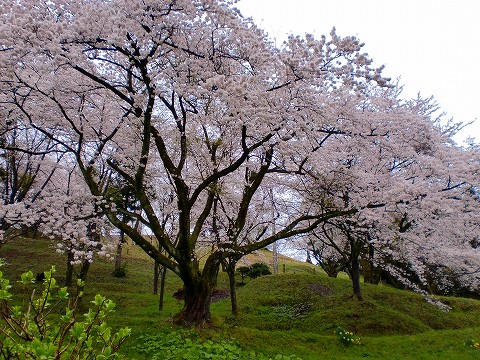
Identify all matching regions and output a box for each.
[0,262,131,359]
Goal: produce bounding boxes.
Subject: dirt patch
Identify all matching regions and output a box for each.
[308,283,334,296]
[173,289,230,303]
[211,289,230,302]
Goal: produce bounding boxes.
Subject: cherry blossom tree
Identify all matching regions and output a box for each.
[1,0,477,326]
[0,120,64,243]
[302,91,480,300]
[42,168,116,285]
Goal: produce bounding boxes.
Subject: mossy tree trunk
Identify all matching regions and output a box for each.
[172,255,221,327]
[223,257,239,317]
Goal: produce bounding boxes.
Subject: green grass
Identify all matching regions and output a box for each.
[1,237,480,359]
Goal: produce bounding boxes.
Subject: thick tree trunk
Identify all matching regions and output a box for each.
[172,255,221,327]
[172,277,215,327]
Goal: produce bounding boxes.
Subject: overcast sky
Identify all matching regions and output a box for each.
[236,0,480,144]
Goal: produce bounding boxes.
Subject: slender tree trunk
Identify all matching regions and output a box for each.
[65,250,75,287]
[362,244,381,284]
[75,261,89,309]
[228,273,238,316]
[79,259,90,282]
[153,261,160,295]
[224,258,238,317]
[158,266,167,311]
[81,220,98,282]
[153,261,168,310]
[114,230,125,274]
[351,253,363,301]
[306,250,312,264]
[345,234,363,301]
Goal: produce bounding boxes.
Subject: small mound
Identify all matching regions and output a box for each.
[230,273,480,335]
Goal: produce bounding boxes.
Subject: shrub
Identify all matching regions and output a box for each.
[248,263,272,279]
[0,262,131,359]
[237,263,272,282]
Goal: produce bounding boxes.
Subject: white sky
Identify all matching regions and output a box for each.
[236,0,480,143]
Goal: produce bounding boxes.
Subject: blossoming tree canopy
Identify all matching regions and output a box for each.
[0,0,478,326]
[302,92,480,298]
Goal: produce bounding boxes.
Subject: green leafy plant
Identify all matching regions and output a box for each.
[130,331,302,360]
[335,326,361,346]
[0,262,131,359]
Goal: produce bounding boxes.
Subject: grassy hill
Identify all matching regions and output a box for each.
[1,237,480,359]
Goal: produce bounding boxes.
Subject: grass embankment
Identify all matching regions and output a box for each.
[1,237,480,359]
